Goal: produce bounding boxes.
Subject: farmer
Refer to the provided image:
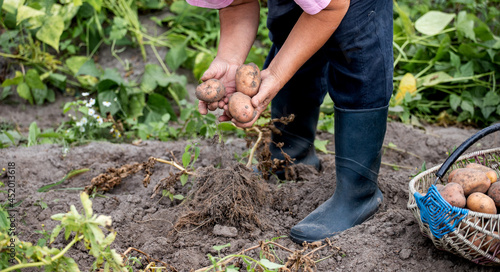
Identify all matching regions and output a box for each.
[187,0,393,244]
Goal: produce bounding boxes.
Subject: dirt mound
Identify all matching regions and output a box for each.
[174,164,270,232]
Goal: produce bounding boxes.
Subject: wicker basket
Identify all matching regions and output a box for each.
[408,123,500,266]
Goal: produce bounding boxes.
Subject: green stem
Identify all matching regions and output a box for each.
[150,44,171,76]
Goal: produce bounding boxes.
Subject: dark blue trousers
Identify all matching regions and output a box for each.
[264,0,393,165]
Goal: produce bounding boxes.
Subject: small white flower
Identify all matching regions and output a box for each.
[103,101,111,107]
[88,108,95,116]
[81,117,88,125]
[75,121,82,127]
[113,97,117,102]
[82,92,90,97]
[110,128,114,133]
[87,98,96,107]
[79,126,85,132]
[97,118,103,125]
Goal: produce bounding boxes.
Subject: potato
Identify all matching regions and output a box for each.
[235,63,261,97]
[468,232,500,253]
[195,79,226,103]
[487,181,500,208]
[466,163,498,183]
[449,168,491,196]
[438,182,466,208]
[466,192,497,214]
[228,92,256,123]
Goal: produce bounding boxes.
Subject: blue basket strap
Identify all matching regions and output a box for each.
[415,185,469,239]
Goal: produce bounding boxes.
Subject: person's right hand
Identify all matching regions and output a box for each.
[198,57,240,121]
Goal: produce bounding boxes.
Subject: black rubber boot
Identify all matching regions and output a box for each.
[289,105,388,244]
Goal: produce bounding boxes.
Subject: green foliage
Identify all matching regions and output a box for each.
[392,0,500,126]
[207,242,284,272]
[0,192,125,271]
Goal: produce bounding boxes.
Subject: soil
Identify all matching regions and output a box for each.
[2,95,500,271]
[2,11,500,272]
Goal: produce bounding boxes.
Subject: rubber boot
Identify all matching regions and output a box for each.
[289,105,388,244]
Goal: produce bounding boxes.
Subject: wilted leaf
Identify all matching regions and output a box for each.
[36,15,64,52]
[16,5,45,24]
[394,73,417,104]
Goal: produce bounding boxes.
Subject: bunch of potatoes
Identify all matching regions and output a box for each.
[438,163,500,213]
[438,163,500,256]
[194,63,261,123]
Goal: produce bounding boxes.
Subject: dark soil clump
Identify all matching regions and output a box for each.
[174,164,270,232]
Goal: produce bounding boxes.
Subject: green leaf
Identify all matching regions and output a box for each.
[449,51,460,70]
[458,43,486,59]
[50,224,63,243]
[393,1,414,36]
[77,59,100,77]
[482,106,496,119]
[17,82,33,104]
[100,68,124,86]
[109,17,128,40]
[314,139,329,154]
[193,52,213,80]
[127,94,145,118]
[1,71,23,87]
[212,243,231,252]
[145,93,177,122]
[28,121,39,146]
[38,168,90,192]
[449,94,461,111]
[415,11,455,36]
[434,35,450,62]
[36,15,64,52]
[25,69,48,105]
[85,0,101,12]
[66,56,88,75]
[48,73,67,90]
[182,151,191,168]
[484,91,500,107]
[16,5,44,24]
[180,174,188,186]
[98,91,120,116]
[459,61,474,77]
[165,43,188,72]
[260,258,284,269]
[461,100,474,116]
[455,11,476,42]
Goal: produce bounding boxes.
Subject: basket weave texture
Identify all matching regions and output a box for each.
[408,147,500,266]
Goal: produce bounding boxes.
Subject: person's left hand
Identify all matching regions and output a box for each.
[227,69,283,128]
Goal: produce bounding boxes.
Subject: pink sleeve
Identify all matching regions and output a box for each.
[186,0,234,9]
[294,0,331,15]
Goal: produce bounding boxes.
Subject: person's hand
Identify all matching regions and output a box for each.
[228,69,282,128]
[198,57,240,121]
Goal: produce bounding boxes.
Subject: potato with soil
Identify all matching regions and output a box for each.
[448,168,491,196]
[195,79,226,103]
[438,182,466,208]
[487,181,500,208]
[466,163,498,184]
[235,63,261,97]
[467,192,497,214]
[228,92,257,123]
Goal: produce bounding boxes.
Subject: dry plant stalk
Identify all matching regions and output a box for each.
[195,239,340,272]
[84,163,143,194]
